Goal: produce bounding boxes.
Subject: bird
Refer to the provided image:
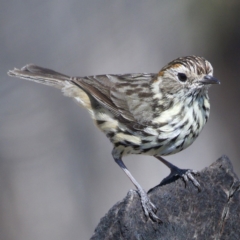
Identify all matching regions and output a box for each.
[8,56,220,222]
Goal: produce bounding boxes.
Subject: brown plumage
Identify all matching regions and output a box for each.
[8,56,220,222]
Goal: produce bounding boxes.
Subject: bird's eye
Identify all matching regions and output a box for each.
[177,73,187,82]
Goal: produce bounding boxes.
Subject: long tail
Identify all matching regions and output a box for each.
[8,64,71,89]
[8,64,93,110]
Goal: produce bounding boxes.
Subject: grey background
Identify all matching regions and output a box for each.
[1,1,240,239]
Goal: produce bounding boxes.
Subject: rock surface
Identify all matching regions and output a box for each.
[90,156,240,240]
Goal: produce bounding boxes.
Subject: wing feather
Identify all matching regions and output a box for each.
[71,73,157,125]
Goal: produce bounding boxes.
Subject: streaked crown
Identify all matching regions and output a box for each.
[156,56,218,94]
[160,56,213,76]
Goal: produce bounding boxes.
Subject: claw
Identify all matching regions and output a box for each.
[138,189,162,223]
[155,156,201,190]
[173,168,201,191]
[159,166,201,191]
[149,201,158,212]
[138,190,162,222]
[182,169,201,191]
[149,211,161,222]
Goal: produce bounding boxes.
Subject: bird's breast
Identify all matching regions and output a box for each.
[94,94,210,157]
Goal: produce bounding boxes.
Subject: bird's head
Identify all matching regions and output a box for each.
[154,56,220,97]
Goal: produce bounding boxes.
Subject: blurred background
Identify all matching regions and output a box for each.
[1,1,240,239]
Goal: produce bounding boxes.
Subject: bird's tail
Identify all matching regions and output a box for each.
[8,64,93,110]
[8,64,71,89]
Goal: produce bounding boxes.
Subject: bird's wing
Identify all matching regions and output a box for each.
[71,73,157,125]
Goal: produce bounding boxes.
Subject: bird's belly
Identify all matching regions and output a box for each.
[94,99,208,157]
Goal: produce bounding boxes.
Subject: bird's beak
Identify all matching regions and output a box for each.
[199,75,220,85]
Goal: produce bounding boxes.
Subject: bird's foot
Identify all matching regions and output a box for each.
[137,189,162,223]
[160,166,201,191]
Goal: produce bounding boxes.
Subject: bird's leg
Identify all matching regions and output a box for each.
[113,155,161,222]
[155,156,200,190]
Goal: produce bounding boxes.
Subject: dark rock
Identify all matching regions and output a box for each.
[90,156,240,240]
